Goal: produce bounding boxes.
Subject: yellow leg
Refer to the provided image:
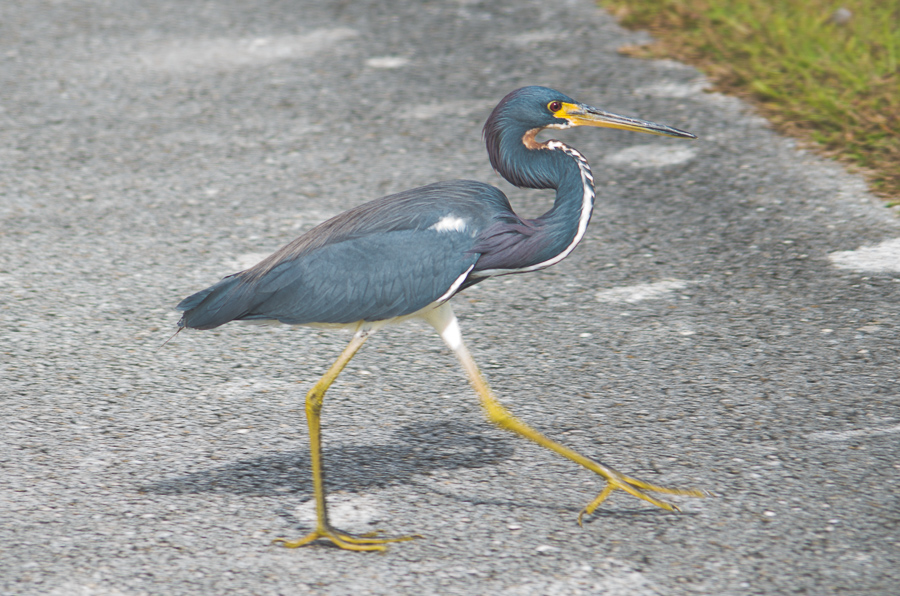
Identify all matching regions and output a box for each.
[423,303,705,523]
[273,325,420,552]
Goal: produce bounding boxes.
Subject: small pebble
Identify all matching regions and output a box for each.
[830,7,852,25]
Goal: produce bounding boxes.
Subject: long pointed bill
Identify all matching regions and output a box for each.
[560,102,696,139]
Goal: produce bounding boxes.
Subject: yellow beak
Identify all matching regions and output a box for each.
[558,102,696,139]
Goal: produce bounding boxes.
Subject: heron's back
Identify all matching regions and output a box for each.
[177,180,513,329]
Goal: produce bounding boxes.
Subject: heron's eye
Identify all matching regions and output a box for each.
[548,101,562,113]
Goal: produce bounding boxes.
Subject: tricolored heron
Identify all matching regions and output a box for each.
[176,86,703,551]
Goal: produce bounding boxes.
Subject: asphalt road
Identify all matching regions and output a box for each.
[2,1,899,594]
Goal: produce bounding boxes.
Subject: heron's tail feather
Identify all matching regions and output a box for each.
[176,275,251,330]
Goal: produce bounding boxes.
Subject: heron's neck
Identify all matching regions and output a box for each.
[497,138,596,267]
[533,141,595,233]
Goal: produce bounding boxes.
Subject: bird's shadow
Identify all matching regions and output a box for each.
[141,419,698,521]
[142,420,515,497]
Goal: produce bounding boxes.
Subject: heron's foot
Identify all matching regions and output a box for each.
[578,470,706,525]
[273,526,421,552]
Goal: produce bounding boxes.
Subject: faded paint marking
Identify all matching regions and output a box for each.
[410,99,495,120]
[634,81,707,99]
[810,423,900,442]
[366,56,409,69]
[829,238,900,273]
[295,494,382,532]
[596,279,694,304]
[138,28,359,72]
[605,145,696,167]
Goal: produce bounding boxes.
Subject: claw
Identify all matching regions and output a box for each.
[274,527,421,552]
[577,469,705,525]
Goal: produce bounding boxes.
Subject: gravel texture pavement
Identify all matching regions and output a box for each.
[2,0,899,594]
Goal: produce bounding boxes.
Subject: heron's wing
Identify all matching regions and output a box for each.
[245,180,511,279]
[178,229,478,329]
[177,179,515,329]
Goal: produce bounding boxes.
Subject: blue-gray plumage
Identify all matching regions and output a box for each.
[177,87,692,329]
[177,180,501,328]
[174,86,702,551]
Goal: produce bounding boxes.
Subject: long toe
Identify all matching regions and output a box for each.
[578,470,706,524]
[274,526,421,552]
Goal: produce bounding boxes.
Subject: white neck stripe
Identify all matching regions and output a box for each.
[476,140,595,277]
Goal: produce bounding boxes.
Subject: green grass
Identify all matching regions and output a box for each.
[602,0,900,201]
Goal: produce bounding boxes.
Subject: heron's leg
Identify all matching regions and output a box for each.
[423,303,704,523]
[274,325,419,552]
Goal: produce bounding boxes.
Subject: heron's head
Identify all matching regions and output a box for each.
[483,86,695,189]
[484,86,696,148]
